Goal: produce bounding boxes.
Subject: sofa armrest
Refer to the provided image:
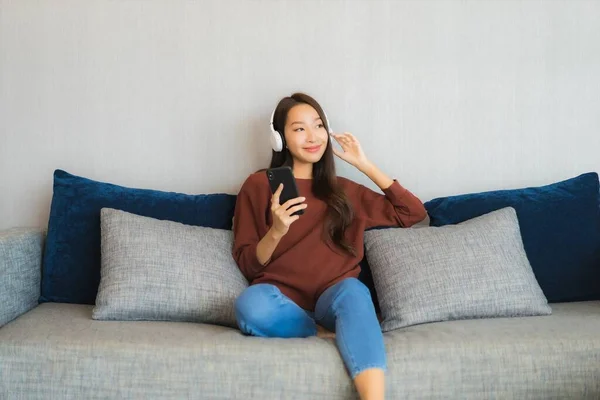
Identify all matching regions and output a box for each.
[0,227,45,327]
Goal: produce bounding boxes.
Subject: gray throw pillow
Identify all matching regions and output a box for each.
[364,207,552,332]
[93,208,248,328]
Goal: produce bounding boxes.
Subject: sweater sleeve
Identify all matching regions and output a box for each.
[355,179,428,229]
[231,176,268,282]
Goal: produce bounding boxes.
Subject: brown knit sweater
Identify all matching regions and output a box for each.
[232,171,427,311]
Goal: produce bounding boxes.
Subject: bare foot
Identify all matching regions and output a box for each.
[316,324,336,339]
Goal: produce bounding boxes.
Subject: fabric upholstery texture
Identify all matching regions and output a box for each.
[424,172,600,303]
[0,228,44,327]
[1,302,598,399]
[93,208,247,328]
[365,207,551,332]
[41,169,237,305]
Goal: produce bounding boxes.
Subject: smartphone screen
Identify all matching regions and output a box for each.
[266,166,304,216]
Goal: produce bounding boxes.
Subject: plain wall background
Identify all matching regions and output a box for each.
[1,0,599,230]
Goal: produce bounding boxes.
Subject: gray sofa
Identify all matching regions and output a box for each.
[1,227,600,399]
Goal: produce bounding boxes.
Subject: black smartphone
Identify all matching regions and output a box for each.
[266,166,304,216]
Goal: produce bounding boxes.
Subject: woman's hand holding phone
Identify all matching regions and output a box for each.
[270,183,307,239]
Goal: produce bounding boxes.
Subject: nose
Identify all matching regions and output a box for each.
[306,128,317,142]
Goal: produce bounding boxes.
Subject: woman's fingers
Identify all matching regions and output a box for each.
[271,183,283,208]
[280,196,306,211]
[285,203,308,216]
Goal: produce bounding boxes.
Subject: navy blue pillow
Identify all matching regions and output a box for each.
[424,172,600,303]
[40,169,237,305]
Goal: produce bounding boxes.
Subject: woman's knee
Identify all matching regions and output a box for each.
[235,283,316,338]
[316,277,373,319]
[334,278,372,300]
[234,283,279,327]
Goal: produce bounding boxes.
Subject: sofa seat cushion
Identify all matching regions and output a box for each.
[384,300,600,398]
[1,302,600,399]
[0,303,354,399]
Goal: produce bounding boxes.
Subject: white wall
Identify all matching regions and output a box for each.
[1,0,599,230]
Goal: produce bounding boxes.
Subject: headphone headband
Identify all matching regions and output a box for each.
[269,108,277,132]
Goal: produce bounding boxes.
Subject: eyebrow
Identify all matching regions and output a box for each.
[291,117,323,126]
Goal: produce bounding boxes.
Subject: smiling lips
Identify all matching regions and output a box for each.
[304,145,321,153]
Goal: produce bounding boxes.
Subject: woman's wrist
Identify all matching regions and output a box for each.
[255,227,285,266]
[268,226,285,241]
[358,161,394,190]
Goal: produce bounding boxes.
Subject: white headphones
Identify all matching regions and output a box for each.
[269,106,333,152]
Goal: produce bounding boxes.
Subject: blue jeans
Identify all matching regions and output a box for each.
[234,277,387,378]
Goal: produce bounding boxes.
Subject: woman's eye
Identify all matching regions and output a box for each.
[294,128,304,132]
[317,123,324,129]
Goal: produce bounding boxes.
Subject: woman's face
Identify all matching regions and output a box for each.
[283,104,329,164]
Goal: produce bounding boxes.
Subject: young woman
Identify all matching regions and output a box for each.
[232,93,427,400]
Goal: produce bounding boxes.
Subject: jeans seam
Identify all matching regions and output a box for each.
[314,279,385,377]
[335,310,359,377]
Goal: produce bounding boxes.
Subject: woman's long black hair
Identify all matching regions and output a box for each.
[268,93,356,256]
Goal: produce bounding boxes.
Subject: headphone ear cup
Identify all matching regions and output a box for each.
[270,130,283,152]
